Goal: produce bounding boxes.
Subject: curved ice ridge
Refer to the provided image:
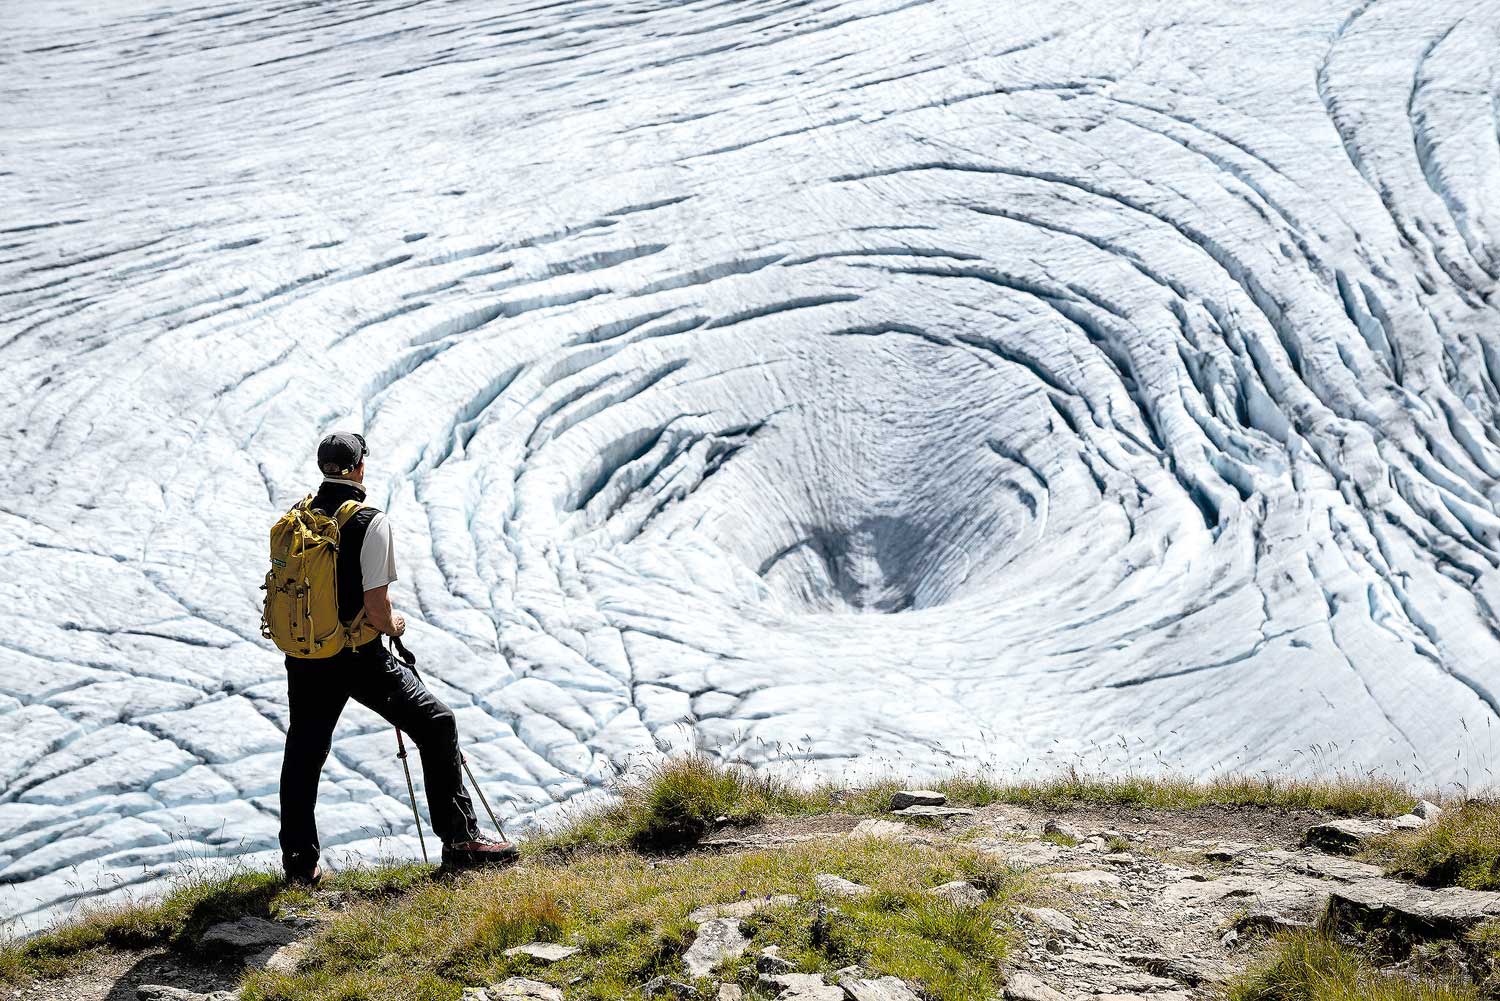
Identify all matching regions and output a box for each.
[6,0,1500,924]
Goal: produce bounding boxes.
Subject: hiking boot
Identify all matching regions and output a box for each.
[442,834,519,871]
[286,864,325,887]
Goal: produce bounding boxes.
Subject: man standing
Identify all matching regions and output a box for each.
[276,431,517,884]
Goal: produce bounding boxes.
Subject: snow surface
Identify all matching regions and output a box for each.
[6,0,1500,925]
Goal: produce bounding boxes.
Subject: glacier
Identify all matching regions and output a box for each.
[6,0,1500,926]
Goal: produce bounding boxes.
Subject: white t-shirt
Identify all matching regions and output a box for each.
[359,512,398,591]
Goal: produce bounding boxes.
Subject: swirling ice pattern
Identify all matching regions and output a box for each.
[5,0,1500,924]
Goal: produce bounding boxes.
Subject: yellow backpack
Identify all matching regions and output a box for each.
[260,497,380,658]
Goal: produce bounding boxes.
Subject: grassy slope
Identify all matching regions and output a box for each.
[0,757,1442,998]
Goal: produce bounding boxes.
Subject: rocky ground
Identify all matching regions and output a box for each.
[9,795,1482,1001]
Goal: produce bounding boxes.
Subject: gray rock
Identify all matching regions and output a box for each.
[490,979,565,1001]
[249,940,308,974]
[1120,953,1232,986]
[1002,972,1066,1001]
[815,873,872,899]
[137,988,237,1001]
[642,976,699,998]
[1414,799,1444,821]
[976,839,1064,868]
[1019,906,1078,937]
[889,805,974,819]
[1043,819,1083,842]
[717,985,744,1001]
[1302,818,1393,855]
[1392,814,1426,830]
[684,918,749,977]
[199,916,295,950]
[757,947,797,974]
[460,989,489,1001]
[889,790,946,810]
[848,819,911,840]
[1327,880,1500,936]
[840,975,921,1000]
[503,942,579,964]
[1048,869,1122,888]
[689,894,799,922]
[928,880,986,907]
[759,972,844,999]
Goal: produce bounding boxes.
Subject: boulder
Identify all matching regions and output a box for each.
[683,918,749,977]
[490,979,564,1001]
[815,874,873,900]
[1302,818,1393,855]
[1414,800,1444,821]
[757,946,797,974]
[503,942,579,964]
[1232,910,1310,936]
[642,976,699,998]
[889,790,946,810]
[1002,972,1066,1001]
[199,916,295,950]
[718,986,744,1001]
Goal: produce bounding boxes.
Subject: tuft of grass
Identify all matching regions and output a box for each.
[0,867,287,985]
[1041,830,1080,849]
[243,835,1026,1001]
[1367,803,1500,890]
[1226,927,1476,1001]
[951,769,1418,817]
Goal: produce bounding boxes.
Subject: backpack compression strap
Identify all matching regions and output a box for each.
[332,499,381,649]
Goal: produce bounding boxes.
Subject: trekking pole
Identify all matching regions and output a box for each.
[389,635,508,840]
[395,727,429,864]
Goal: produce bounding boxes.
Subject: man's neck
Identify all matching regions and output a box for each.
[320,476,367,498]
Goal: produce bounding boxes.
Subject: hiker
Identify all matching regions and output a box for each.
[263,431,517,884]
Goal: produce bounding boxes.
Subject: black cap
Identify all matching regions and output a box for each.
[317,432,368,476]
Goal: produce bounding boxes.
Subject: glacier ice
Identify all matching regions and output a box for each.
[7,0,1500,925]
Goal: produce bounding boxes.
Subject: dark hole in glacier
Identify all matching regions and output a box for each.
[756,515,959,613]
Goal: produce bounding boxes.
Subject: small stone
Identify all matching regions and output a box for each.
[503,943,579,964]
[889,790,946,811]
[684,918,749,978]
[1044,819,1083,842]
[642,976,698,998]
[717,986,744,1001]
[1392,814,1426,830]
[1220,928,1240,948]
[1414,800,1444,821]
[490,979,564,1001]
[815,874,872,899]
[199,916,295,950]
[756,948,796,974]
[928,880,986,907]
[136,989,237,1001]
[1019,907,1077,937]
[1003,972,1066,1001]
[460,989,489,1001]
[841,975,921,1001]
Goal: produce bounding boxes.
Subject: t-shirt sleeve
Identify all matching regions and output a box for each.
[359,512,398,591]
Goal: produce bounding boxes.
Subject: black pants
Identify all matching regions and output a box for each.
[279,640,479,874]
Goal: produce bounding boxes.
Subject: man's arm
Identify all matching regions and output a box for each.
[362,584,406,636]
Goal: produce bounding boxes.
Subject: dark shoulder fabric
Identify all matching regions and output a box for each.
[335,506,381,623]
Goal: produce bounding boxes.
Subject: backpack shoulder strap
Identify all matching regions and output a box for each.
[334,499,366,529]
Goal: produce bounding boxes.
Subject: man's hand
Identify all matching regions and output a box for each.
[363,585,405,636]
